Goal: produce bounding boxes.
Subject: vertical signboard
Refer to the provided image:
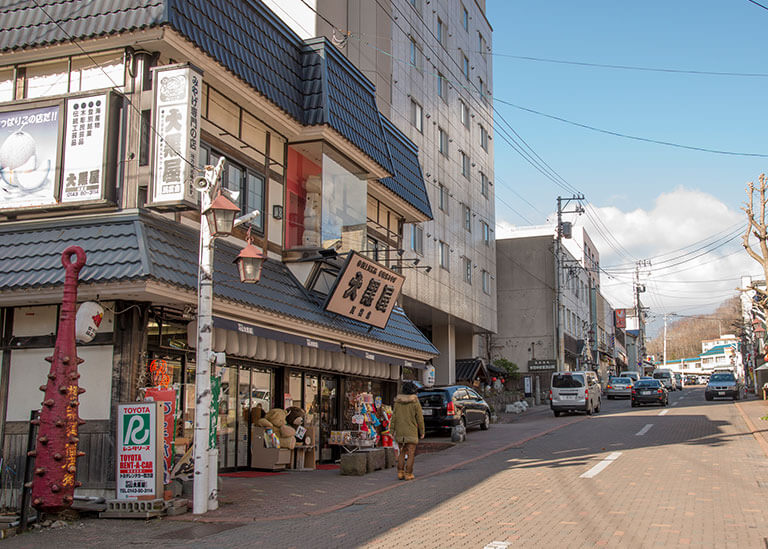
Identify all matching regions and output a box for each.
[151,64,202,208]
[61,93,108,202]
[0,104,60,209]
[116,402,163,500]
[144,387,177,485]
[615,309,626,329]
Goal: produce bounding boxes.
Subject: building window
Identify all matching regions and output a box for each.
[201,144,265,232]
[439,241,450,270]
[481,220,490,245]
[410,37,419,67]
[411,99,423,132]
[438,184,449,213]
[480,124,488,151]
[480,171,489,197]
[410,0,420,13]
[411,224,424,255]
[437,72,447,101]
[463,257,472,284]
[482,270,491,294]
[462,54,469,79]
[463,204,471,231]
[437,17,445,46]
[478,76,487,103]
[478,32,486,53]
[462,4,469,31]
[438,127,448,156]
[461,152,469,178]
[460,99,470,129]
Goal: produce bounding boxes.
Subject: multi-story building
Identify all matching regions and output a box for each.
[267,0,497,385]
[0,0,437,505]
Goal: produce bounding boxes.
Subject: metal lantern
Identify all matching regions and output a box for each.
[235,242,265,283]
[203,194,241,236]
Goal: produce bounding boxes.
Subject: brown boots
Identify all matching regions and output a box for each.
[397,470,405,480]
[404,473,415,481]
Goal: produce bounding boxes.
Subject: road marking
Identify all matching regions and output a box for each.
[658,409,669,416]
[484,542,510,549]
[580,452,622,478]
[635,423,654,436]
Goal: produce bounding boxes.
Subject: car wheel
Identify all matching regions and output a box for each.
[553,410,560,417]
[480,412,490,430]
[631,401,636,407]
[461,416,467,431]
[705,394,712,401]
[608,395,613,400]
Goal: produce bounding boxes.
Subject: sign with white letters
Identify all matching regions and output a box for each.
[116,402,163,500]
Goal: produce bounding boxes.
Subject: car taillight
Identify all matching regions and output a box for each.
[584,389,589,398]
[657,389,663,394]
[631,388,636,394]
[549,390,552,401]
[607,385,612,389]
[446,400,455,416]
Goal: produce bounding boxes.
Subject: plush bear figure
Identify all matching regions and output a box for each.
[264,407,288,429]
[285,406,306,428]
[279,424,297,449]
[256,418,273,429]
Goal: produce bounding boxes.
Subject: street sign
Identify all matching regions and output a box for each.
[528,359,556,371]
[116,402,163,500]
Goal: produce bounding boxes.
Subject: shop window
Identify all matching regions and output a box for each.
[439,241,449,271]
[286,142,367,251]
[25,59,69,98]
[0,68,13,102]
[69,52,124,93]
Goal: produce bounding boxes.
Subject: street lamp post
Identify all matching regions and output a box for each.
[194,157,264,515]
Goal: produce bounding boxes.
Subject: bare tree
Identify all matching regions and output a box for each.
[743,174,768,310]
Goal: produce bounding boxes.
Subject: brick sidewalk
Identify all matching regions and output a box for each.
[171,404,573,523]
[734,396,768,457]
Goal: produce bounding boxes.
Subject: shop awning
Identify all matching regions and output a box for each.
[0,210,438,368]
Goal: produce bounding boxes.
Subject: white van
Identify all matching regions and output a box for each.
[550,371,602,417]
[652,369,675,391]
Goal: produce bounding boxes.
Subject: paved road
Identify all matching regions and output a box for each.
[7,387,768,548]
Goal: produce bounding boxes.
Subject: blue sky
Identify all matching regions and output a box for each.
[487,0,768,322]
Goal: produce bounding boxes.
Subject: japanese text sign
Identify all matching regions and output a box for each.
[61,94,107,202]
[325,252,405,329]
[151,64,202,207]
[615,309,626,329]
[116,402,163,499]
[145,388,176,485]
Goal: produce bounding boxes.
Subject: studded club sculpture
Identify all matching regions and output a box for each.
[29,246,87,513]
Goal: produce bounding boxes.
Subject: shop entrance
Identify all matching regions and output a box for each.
[319,375,339,462]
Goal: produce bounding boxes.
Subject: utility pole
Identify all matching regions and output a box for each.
[634,259,650,371]
[554,194,584,371]
[662,313,668,367]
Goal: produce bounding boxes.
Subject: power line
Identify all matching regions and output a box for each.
[488,51,768,78]
[495,98,768,158]
[747,0,768,11]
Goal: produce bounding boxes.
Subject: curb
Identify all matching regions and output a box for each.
[735,401,768,458]
[172,415,585,524]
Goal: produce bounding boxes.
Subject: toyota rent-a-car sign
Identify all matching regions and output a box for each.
[116,402,163,500]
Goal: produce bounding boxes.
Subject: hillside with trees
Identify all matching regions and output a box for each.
[646,297,742,361]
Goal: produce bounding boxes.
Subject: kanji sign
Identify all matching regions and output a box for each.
[61,94,107,202]
[325,252,405,329]
[615,309,626,329]
[116,402,163,500]
[151,64,202,208]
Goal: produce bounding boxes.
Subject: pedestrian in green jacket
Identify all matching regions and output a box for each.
[391,381,425,480]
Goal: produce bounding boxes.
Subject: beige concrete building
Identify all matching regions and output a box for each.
[268,0,497,384]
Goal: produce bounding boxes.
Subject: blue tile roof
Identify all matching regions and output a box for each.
[0,0,434,218]
[699,344,737,357]
[0,212,438,356]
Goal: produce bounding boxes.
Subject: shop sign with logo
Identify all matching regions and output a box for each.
[151,64,202,208]
[615,308,626,329]
[61,94,109,202]
[116,402,163,499]
[324,252,405,329]
[144,388,177,485]
[528,359,557,371]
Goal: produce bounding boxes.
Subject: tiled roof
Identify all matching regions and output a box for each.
[0,212,437,357]
[379,116,433,219]
[699,344,736,357]
[0,1,436,214]
[455,358,487,382]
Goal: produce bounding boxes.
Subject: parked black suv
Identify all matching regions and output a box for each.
[417,385,491,433]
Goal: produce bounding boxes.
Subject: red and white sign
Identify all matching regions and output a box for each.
[145,387,177,485]
[116,402,163,499]
[615,309,626,329]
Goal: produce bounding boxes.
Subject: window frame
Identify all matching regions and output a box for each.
[439,241,450,271]
[462,53,470,80]
[461,151,470,178]
[482,269,491,294]
[463,204,471,232]
[438,127,449,156]
[460,99,470,129]
[411,224,424,255]
[411,99,423,132]
[481,220,490,246]
[480,171,489,197]
[462,4,469,31]
[463,256,472,284]
[437,17,445,46]
[437,72,447,101]
[480,124,488,151]
[438,183,449,213]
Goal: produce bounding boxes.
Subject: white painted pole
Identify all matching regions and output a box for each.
[208,447,218,511]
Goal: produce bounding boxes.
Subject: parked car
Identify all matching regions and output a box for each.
[652,369,675,391]
[673,372,684,391]
[697,376,708,384]
[705,372,742,401]
[631,379,669,407]
[550,371,602,417]
[619,371,641,384]
[685,375,698,385]
[417,385,491,433]
[606,376,633,399]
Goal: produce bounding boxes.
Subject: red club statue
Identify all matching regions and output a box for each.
[30,246,87,513]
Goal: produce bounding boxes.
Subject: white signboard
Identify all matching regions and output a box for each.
[0,104,60,209]
[151,65,202,207]
[116,402,163,500]
[61,94,107,202]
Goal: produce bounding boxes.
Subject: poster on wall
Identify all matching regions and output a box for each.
[324,252,405,329]
[0,104,60,209]
[151,64,202,208]
[61,93,108,202]
[116,401,163,500]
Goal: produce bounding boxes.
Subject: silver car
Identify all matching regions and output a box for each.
[705,372,741,401]
[606,376,633,399]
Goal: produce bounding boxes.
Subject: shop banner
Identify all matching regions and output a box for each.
[151,64,202,208]
[0,104,60,209]
[116,402,163,499]
[145,388,177,485]
[209,375,221,450]
[324,251,405,329]
[615,308,626,329]
[61,94,107,202]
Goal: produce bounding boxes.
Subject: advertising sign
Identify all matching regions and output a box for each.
[615,308,626,329]
[0,104,60,209]
[61,94,108,202]
[116,402,163,499]
[524,376,532,397]
[528,359,556,371]
[151,64,202,208]
[144,388,177,485]
[325,252,405,329]
[424,364,436,387]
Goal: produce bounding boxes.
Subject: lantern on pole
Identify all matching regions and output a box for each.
[235,228,265,283]
[203,194,240,237]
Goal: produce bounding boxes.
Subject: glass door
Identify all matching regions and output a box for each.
[217,365,237,470]
[319,375,338,462]
[237,367,251,467]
